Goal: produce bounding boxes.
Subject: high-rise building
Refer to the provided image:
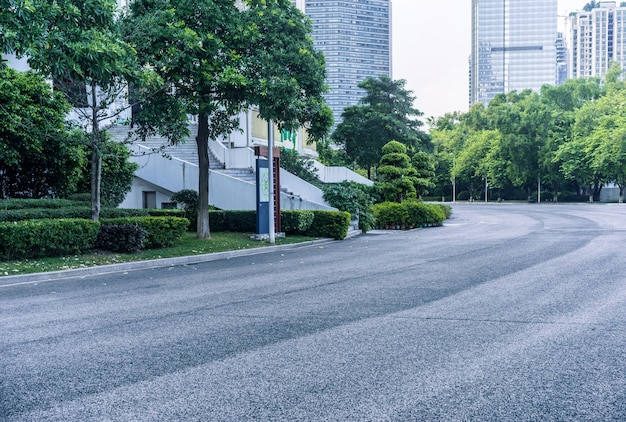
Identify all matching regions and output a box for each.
[293,0,392,127]
[470,0,558,107]
[568,1,626,80]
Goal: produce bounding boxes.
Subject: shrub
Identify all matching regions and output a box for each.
[147,209,186,217]
[101,216,188,248]
[371,201,448,229]
[281,210,314,234]
[209,210,256,232]
[96,224,148,253]
[0,198,85,210]
[0,219,100,260]
[322,181,376,232]
[372,202,408,229]
[171,189,199,230]
[304,210,351,240]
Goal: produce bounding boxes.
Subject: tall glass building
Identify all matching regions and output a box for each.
[470,0,558,107]
[293,0,392,127]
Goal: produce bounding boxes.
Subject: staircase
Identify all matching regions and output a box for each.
[107,124,255,183]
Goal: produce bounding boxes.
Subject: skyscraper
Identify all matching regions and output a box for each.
[470,0,558,107]
[568,2,626,80]
[293,0,392,127]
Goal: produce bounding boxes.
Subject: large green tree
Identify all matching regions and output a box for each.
[7,0,142,219]
[123,0,331,239]
[332,75,429,179]
[0,67,84,198]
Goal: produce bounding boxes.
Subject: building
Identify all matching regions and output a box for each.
[293,0,392,127]
[470,0,559,107]
[568,1,626,80]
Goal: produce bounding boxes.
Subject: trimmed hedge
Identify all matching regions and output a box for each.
[96,224,148,253]
[304,210,351,240]
[101,216,189,248]
[0,198,86,210]
[208,210,256,232]
[0,207,186,223]
[372,201,448,229]
[0,218,100,260]
[281,210,314,234]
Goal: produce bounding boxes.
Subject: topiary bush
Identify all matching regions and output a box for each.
[0,218,100,260]
[304,210,351,240]
[95,224,148,253]
[101,216,188,248]
[281,210,314,234]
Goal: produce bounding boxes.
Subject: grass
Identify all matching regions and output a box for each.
[0,232,317,277]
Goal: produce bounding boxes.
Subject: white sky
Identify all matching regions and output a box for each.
[391,0,588,120]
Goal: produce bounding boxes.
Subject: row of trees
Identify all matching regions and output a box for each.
[322,65,626,204]
[430,64,626,203]
[1,0,332,239]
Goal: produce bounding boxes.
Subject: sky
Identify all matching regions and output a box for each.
[391,0,589,120]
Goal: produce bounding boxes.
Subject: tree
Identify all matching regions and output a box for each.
[377,141,419,203]
[9,0,142,220]
[0,67,84,198]
[411,151,436,199]
[332,75,429,179]
[123,0,331,239]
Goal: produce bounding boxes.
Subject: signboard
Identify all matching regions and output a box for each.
[280,129,297,151]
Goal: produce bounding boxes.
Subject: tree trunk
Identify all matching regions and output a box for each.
[196,113,211,239]
[619,184,624,204]
[90,84,101,221]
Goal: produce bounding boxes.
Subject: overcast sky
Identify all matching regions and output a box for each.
[391,0,589,120]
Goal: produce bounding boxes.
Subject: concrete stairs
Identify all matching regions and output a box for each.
[107,124,253,182]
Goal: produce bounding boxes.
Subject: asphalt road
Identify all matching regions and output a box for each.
[1,203,625,421]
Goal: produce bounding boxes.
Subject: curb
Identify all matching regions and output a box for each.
[0,230,361,286]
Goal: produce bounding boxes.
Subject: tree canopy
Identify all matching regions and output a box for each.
[123,0,332,238]
[332,75,429,179]
[0,67,84,198]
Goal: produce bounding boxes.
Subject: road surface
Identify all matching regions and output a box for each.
[1,204,625,421]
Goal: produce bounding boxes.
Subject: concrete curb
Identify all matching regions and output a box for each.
[0,230,362,285]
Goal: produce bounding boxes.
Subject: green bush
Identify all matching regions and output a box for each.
[281,210,314,234]
[0,219,100,260]
[101,216,188,248]
[322,181,376,232]
[0,207,155,222]
[96,224,148,253]
[0,198,85,210]
[171,189,199,230]
[372,201,448,229]
[209,210,256,232]
[304,210,351,240]
[371,202,408,229]
[147,209,186,217]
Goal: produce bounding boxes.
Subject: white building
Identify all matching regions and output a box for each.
[568,1,626,79]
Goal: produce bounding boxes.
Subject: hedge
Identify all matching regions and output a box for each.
[0,207,185,223]
[0,198,85,210]
[371,201,449,229]
[281,210,314,234]
[0,218,100,260]
[95,224,148,253]
[101,216,189,248]
[208,210,256,232]
[304,210,351,240]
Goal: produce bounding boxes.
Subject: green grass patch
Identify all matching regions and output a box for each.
[0,232,317,276]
